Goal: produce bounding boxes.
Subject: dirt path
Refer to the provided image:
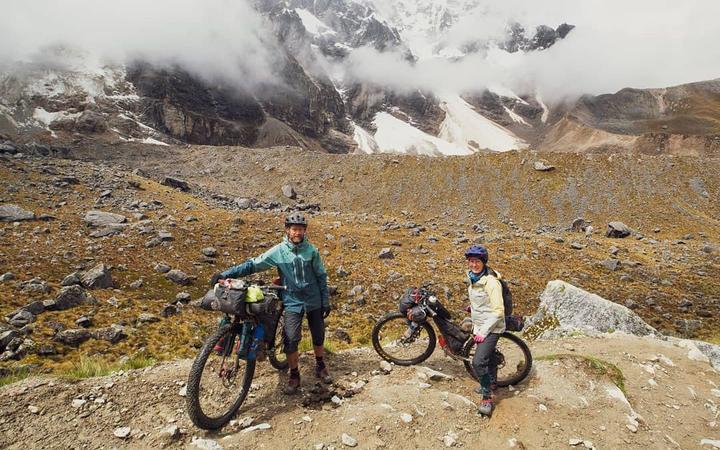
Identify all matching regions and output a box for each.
[1,334,718,449]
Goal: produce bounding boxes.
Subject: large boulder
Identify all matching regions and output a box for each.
[54,329,91,346]
[606,221,632,238]
[84,210,127,228]
[51,285,96,310]
[92,326,127,344]
[0,204,35,221]
[525,280,659,339]
[80,264,114,289]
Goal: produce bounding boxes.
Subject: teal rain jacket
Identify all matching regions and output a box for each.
[220,236,329,314]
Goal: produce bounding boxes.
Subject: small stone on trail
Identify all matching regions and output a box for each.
[341,433,358,447]
[113,427,131,439]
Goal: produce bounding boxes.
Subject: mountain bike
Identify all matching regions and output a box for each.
[186,279,287,430]
[371,287,532,387]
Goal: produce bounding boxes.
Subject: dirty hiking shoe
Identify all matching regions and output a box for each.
[478,399,494,417]
[315,365,333,384]
[283,375,301,395]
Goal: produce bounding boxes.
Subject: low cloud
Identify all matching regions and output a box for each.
[0,0,282,88]
[349,0,720,102]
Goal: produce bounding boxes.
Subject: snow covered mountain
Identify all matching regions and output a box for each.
[2,0,715,156]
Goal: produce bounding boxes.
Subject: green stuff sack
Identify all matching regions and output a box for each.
[245,285,265,303]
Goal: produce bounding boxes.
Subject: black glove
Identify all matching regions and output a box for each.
[322,305,332,319]
[210,272,223,287]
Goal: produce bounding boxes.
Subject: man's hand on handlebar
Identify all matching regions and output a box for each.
[210,273,223,287]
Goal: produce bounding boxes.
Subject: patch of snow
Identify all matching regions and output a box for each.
[32,108,80,126]
[504,106,530,126]
[295,8,336,36]
[488,85,528,105]
[140,137,169,146]
[372,112,471,156]
[536,94,549,123]
[352,123,379,154]
[438,95,527,152]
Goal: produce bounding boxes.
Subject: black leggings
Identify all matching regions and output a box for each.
[283,308,325,353]
[472,333,500,379]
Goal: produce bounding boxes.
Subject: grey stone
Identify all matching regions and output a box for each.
[600,259,621,271]
[166,269,191,285]
[341,433,358,447]
[533,161,555,171]
[571,218,588,232]
[92,326,127,344]
[54,329,91,346]
[129,279,143,289]
[0,330,19,351]
[0,204,35,221]
[606,222,632,238]
[570,242,585,250]
[37,344,56,356]
[20,300,45,316]
[89,223,127,238]
[61,273,81,286]
[161,177,189,191]
[334,328,352,343]
[161,304,180,317]
[8,310,34,327]
[75,316,92,328]
[525,280,659,338]
[378,248,395,259]
[113,427,131,439]
[83,210,126,228]
[53,285,94,310]
[80,264,114,289]
[0,272,15,282]
[235,198,253,209]
[175,292,191,303]
[19,278,50,294]
[281,184,297,200]
[145,237,163,248]
[201,247,218,257]
[154,263,171,273]
[137,313,160,324]
[158,231,174,241]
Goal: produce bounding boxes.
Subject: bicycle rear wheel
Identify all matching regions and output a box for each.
[186,323,255,430]
[371,312,436,366]
[462,332,532,387]
[268,310,288,371]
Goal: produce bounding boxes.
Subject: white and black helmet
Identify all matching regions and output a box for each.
[285,212,307,227]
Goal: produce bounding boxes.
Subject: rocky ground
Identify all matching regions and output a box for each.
[0,331,718,449]
[1,141,719,374]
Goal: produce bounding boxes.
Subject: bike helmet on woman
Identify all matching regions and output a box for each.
[464,244,488,263]
[285,212,307,227]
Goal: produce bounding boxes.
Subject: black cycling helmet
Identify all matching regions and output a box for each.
[464,244,488,263]
[285,212,307,227]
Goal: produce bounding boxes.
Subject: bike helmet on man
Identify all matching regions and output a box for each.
[464,244,488,263]
[285,212,307,227]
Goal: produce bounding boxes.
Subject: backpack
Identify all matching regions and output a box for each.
[487,267,512,316]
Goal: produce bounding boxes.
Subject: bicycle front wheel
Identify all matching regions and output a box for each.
[462,332,532,387]
[186,323,255,430]
[371,312,436,366]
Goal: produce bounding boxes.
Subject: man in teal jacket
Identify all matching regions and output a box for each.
[212,213,331,394]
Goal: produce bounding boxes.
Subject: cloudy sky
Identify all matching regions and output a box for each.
[1,0,719,100]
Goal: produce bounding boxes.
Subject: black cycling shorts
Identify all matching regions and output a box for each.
[283,308,325,353]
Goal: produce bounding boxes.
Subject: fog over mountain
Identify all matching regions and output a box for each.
[2,0,719,100]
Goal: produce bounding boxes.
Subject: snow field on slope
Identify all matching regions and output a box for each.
[438,95,527,152]
[372,112,472,156]
[295,8,336,36]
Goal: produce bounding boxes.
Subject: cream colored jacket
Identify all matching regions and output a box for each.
[466,269,506,337]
